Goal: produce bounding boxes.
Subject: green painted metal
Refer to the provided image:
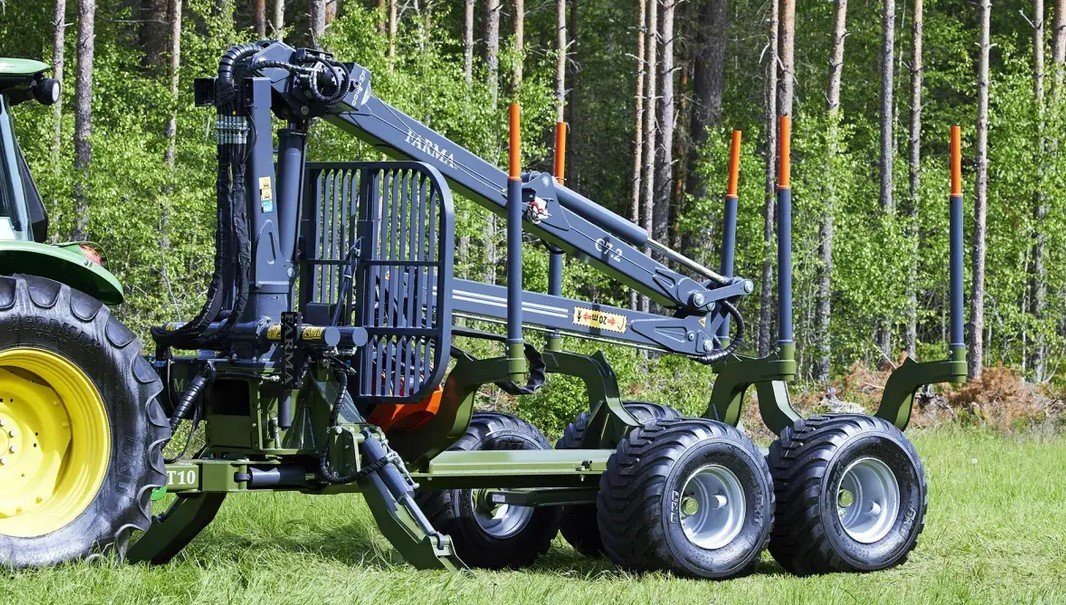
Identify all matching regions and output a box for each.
[542,349,640,448]
[0,58,47,78]
[128,493,226,564]
[484,487,599,507]
[704,345,802,434]
[876,347,967,429]
[357,473,464,571]
[0,240,124,304]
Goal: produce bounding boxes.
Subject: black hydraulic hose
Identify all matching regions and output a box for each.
[169,363,216,431]
[202,141,252,349]
[697,300,745,365]
[319,362,365,484]
[152,144,233,349]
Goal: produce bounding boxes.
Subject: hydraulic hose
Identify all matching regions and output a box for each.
[696,300,745,365]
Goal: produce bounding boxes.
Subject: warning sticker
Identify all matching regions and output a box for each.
[259,176,274,212]
[572,307,627,333]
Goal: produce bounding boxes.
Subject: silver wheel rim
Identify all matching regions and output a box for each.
[679,464,746,550]
[470,489,534,539]
[837,457,900,544]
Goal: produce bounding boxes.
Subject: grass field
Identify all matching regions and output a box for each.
[2,429,1064,604]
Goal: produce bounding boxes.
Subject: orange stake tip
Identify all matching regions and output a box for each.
[508,103,522,179]
[554,121,567,184]
[726,130,742,197]
[777,115,791,190]
[950,125,962,196]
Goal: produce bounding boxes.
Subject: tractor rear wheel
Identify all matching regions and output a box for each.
[597,418,773,579]
[0,275,169,568]
[555,401,682,557]
[415,412,560,569]
[766,414,927,575]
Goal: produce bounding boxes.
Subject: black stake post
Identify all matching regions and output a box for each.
[777,116,794,359]
[949,125,965,360]
[506,104,526,382]
[547,121,567,352]
[718,130,742,344]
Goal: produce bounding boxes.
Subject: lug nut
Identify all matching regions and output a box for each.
[8,445,15,454]
[0,457,7,465]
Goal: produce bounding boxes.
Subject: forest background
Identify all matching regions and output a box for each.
[0,0,1062,436]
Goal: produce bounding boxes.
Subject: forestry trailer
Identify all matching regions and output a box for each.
[0,43,967,578]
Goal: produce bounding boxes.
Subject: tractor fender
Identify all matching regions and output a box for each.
[0,240,124,305]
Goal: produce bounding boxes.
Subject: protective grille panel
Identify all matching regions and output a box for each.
[301,162,453,403]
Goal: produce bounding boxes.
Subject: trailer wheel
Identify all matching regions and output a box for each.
[555,401,682,557]
[415,412,560,569]
[597,418,773,579]
[767,414,927,575]
[0,275,169,569]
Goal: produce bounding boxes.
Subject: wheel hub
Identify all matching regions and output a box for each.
[469,489,534,539]
[0,349,110,538]
[836,457,901,544]
[679,464,746,550]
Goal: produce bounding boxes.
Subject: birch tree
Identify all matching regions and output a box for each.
[73,0,95,241]
[758,0,780,357]
[814,0,847,381]
[630,0,647,310]
[905,0,923,358]
[1030,0,1048,380]
[640,0,659,313]
[654,0,677,244]
[273,0,285,40]
[969,0,991,380]
[51,0,67,168]
[308,0,326,49]
[463,0,475,84]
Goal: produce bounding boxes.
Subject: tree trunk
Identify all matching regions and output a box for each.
[568,0,581,190]
[308,0,326,49]
[653,0,676,245]
[814,0,847,381]
[1053,0,1066,91]
[556,0,566,123]
[139,0,168,68]
[73,0,95,241]
[52,0,67,169]
[1030,0,1048,380]
[254,0,266,37]
[483,0,501,284]
[163,0,182,166]
[777,0,795,117]
[273,0,285,39]
[484,0,501,106]
[904,0,923,358]
[387,0,397,69]
[685,0,727,197]
[512,0,524,93]
[877,0,896,358]
[463,0,475,84]
[629,0,647,310]
[969,0,991,380]
[879,0,895,213]
[758,0,780,357]
[640,0,659,313]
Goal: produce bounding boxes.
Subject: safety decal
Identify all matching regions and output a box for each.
[572,307,627,333]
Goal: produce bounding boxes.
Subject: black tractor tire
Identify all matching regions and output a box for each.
[767,414,928,575]
[415,411,560,569]
[0,275,170,569]
[597,418,774,579]
[555,401,682,557]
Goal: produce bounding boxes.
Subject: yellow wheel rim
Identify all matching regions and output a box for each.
[0,348,110,537]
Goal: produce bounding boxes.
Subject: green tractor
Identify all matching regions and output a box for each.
[0,59,168,566]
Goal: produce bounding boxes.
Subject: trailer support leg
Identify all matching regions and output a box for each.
[127,493,226,564]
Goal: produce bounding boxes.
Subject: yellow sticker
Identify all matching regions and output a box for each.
[258,176,273,201]
[572,307,627,333]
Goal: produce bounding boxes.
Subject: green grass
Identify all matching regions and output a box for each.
[3,429,1064,605]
